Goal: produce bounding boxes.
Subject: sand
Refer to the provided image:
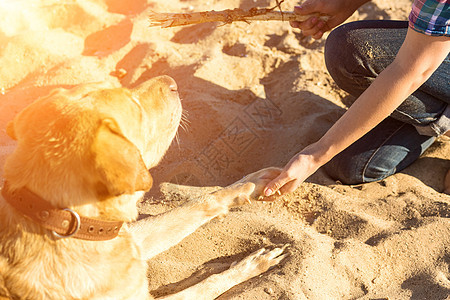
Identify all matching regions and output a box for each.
[0,0,449,299]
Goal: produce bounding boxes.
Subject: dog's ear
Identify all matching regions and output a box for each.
[6,120,16,140]
[92,118,152,197]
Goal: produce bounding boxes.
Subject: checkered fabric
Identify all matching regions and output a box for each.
[409,0,450,36]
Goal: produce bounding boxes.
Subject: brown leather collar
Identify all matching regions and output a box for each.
[1,182,123,241]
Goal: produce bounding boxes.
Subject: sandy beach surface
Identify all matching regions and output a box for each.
[1,0,449,299]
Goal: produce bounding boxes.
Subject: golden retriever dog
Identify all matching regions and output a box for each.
[0,76,285,299]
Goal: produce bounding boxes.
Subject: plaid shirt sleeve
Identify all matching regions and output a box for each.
[409,0,450,36]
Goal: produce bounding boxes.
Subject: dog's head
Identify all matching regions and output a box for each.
[4,76,181,218]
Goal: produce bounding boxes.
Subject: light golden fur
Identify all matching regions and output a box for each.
[0,77,285,299]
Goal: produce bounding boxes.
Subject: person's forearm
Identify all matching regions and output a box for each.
[306,29,450,165]
[309,60,422,163]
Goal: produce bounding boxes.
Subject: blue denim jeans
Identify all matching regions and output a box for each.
[323,20,450,184]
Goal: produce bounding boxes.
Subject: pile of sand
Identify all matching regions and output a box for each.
[0,0,449,298]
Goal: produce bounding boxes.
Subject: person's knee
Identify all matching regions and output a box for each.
[325,24,349,55]
[324,24,365,95]
[325,141,430,185]
[324,154,395,185]
[324,151,366,185]
[325,119,436,186]
[324,25,350,78]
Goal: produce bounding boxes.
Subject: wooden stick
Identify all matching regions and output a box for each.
[149,9,328,28]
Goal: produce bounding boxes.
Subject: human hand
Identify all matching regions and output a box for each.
[291,0,370,39]
[221,167,283,208]
[263,150,322,196]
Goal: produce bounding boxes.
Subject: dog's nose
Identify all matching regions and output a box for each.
[169,82,178,92]
[160,75,178,92]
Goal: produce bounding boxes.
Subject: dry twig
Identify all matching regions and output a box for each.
[149,8,328,28]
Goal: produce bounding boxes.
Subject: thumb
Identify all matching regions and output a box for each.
[264,172,292,196]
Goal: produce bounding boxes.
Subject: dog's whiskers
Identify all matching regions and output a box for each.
[180,110,190,133]
[174,131,181,150]
[173,111,190,150]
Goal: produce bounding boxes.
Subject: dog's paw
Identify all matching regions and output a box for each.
[231,167,283,203]
[205,168,282,217]
[230,245,288,281]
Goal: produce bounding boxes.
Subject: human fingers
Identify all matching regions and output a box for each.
[311,27,325,39]
[279,179,301,194]
[290,20,301,29]
[294,1,325,16]
[290,2,320,29]
[250,168,283,200]
[263,171,294,196]
[292,1,346,39]
[300,18,327,38]
[292,13,327,38]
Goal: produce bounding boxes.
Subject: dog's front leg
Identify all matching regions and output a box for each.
[128,181,255,260]
[157,245,287,300]
[128,167,282,260]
